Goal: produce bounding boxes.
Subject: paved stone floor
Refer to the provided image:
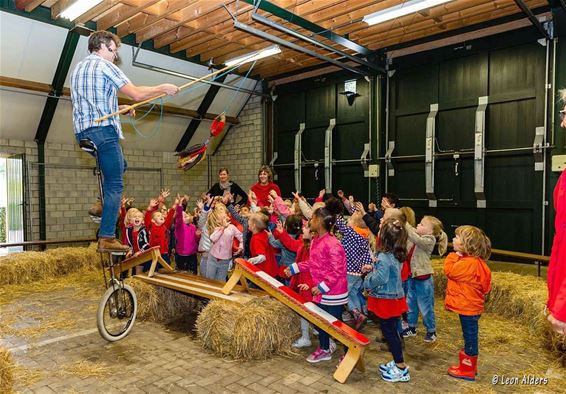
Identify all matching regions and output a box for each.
[1,269,564,393]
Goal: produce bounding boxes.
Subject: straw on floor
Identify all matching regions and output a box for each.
[0,347,14,394]
[432,259,566,365]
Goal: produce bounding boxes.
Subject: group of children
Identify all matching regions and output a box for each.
[115,180,492,384]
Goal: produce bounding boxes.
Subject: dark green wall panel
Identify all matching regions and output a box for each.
[275,92,305,131]
[439,53,488,107]
[333,122,368,160]
[306,86,336,127]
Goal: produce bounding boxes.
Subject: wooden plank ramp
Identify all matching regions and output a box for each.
[134,271,264,304]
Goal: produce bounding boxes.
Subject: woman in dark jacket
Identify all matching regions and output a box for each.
[207,167,248,206]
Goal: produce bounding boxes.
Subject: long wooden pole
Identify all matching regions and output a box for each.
[94,58,249,123]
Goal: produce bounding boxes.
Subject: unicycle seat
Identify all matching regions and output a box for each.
[79,138,98,154]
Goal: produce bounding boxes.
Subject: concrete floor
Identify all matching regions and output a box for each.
[1,269,564,394]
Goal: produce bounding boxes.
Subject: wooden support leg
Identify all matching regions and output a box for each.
[333,345,363,384]
[157,255,174,273]
[148,255,158,278]
[222,267,244,295]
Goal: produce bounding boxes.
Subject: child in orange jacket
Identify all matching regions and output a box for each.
[444,225,492,381]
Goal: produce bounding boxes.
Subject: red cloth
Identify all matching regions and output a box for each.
[549,170,566,321]
[250,182,281,207]
[210,119,225,136]
[144,207,174,255]
[401,245,416,282]
[131,228,140,253]
[250,230,278,278]
[289,246,314,301]
[367,296,408,319]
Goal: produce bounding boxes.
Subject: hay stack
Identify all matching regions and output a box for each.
[432,259,566,365]
[0,243,99,286]
[124,278,199,323]
[0,347,14,394]
[196,297,300,360]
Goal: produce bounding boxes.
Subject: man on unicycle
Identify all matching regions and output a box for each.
[70,31,179,252]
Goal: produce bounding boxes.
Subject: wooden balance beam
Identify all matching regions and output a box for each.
[100,246,174,277]
[135,271,264,304]
[222,258,370,384]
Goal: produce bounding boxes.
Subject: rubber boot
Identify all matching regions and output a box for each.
[449,349,478,376]
[448,351,477,381]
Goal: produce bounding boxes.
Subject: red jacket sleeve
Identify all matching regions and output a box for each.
[164,207,175,228]
[144,207,155,229]
[278,230,303,252]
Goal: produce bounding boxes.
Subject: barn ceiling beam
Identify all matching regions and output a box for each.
[233,20,371,76]
[250,12,384,73]
[0,76,241,124]
[176,74,228,152]
[513,0,551,40]
[242,0,373,56]
[34,29,79,144]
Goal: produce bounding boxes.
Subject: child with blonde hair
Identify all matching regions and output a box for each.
[445,225,491,381]
[401,215,447,343]
[206,203,242,281]
[145,189,175,263]
[124,207,150,273]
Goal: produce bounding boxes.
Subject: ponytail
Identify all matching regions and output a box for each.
[437,230,448,256]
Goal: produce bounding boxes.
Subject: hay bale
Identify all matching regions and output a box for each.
[0,347,14,394]
[196,297,300,360]
[124,278,199,323]
[0,243,99,286]
[432,259,566,365]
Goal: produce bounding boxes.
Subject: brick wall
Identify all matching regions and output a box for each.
[0,95,264,241]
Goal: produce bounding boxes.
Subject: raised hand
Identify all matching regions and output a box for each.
[337,190,345,199]
[159,189,171,201]
[318,188,326,198]
[248,190,257,204]
[148,198,159,209]
[269,189,278,199]
[355,201,366,215]
[275,220,284,233]
[283,267,292,277]
[196,199,204,210]
[297,283,310,291]
[348,196,355,205]
[292,191,301,200]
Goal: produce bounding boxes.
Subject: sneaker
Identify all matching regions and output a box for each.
[401,327,417,338]
[98,238,130,253]
[312,328,319,336]
[379,360,396,373]
[424,332,437,343]
[292,337,312,348]
[381,365,410,382]
[306,347,332,363]
[401,320,409,331]
[88,200,103,217]
[329,339,337,354]
[342,311,354,322]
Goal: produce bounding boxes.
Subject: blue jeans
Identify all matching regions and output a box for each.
[205,255,231,281]
[459,314,480,356]
[347,274,366,312]
[76,126,127,238]
[316,303,344,351]
[406,276,436,333]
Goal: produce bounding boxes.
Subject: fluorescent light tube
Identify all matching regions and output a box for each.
[60,0,103,21]
[363,0,454,26]
[224,45,281,67]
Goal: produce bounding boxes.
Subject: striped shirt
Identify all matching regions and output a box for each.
[70,54,130,138]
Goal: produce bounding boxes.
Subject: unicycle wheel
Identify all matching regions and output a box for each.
[96,284,137,342]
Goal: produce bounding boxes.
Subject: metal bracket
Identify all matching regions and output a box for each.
[269,152,278,167]
[474,96,488,208]
[324,119,336,192]
[361,143,370,177]
[425,103,439,208]
[294,123,306,192]
[533,126,545,172]
[385,141,395,177]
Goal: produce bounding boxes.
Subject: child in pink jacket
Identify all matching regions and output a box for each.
[207,210,243,281]
[287,207,348,364]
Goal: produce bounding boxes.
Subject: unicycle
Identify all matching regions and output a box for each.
[79,138,138,341]
[96,251,137,341]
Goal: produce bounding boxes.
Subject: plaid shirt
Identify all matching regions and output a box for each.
[71,54,130,138]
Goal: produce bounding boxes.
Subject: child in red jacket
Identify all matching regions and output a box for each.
[444,225,492,381]
[145,190,175,263]
[247,212,278,278]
